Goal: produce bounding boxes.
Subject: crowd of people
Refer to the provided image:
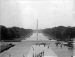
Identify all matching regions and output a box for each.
[31,43,51,57]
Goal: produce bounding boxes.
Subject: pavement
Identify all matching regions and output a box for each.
[0,33,74,57]
[25,33,49,41]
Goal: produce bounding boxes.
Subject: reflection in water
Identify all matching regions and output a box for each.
[27,43,57,57]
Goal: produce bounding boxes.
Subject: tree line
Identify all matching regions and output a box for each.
[42,26,75,42]
[0,25,33,41]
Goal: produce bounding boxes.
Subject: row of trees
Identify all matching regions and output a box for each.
[0,25,33,41]
[42,26,75,42]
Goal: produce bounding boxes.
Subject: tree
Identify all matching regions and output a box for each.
[1,25,9,40]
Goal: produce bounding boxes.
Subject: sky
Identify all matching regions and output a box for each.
[0,0,75,29]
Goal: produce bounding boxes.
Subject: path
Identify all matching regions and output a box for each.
[25,33,49,41]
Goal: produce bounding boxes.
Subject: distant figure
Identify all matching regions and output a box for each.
[40,52,42,56]
[49,43,50,45]
[55,41,61,47]
[60,43,63,48]
[44,43,46,47]
[32,47,34,51]
[42,51,44,56]
[23,55,25,57]
[41,43,46,47]
[9,54,11,57]
[48,45,49,48]
[55,42,59,47]
[39,52,43,57]
[33,53,34,57]
[60,44,62,48]
[49,39,52,41]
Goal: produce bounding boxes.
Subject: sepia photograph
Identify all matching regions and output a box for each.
[0,0,75,57]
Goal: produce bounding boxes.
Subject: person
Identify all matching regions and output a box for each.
[48,45,49,48]
[33,53,34,57]
[23,55,25,57]
[42,51,44,56]
[32,47,34,51]
[60,43,63,48]
[9,54,11,57]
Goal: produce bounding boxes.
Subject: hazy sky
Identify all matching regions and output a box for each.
[0,0,75,29]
